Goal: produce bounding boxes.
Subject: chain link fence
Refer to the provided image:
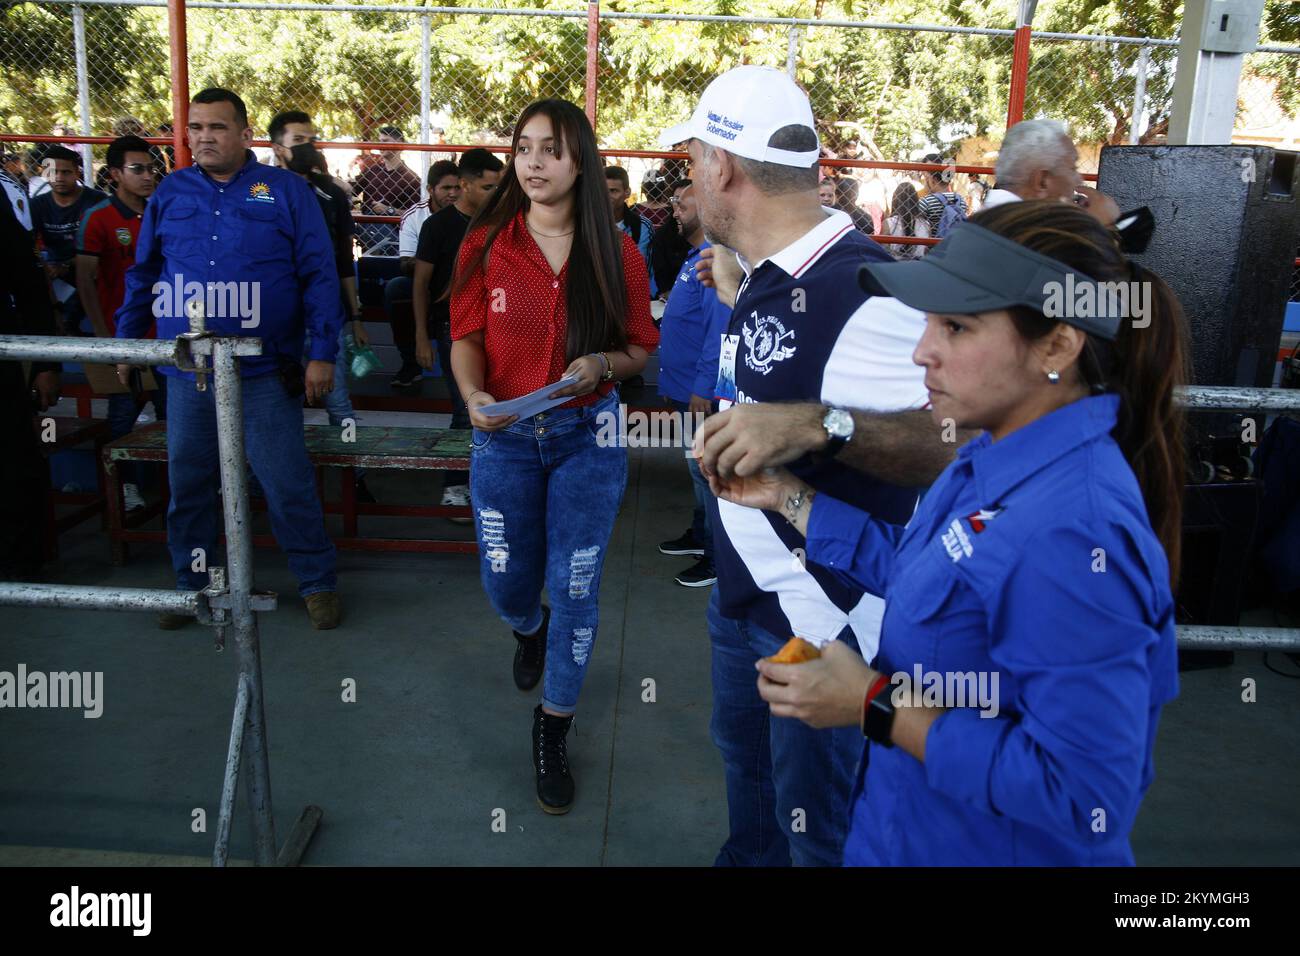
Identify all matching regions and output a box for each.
[1,1,1297,208]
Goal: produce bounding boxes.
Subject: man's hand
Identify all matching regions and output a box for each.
[707,466,805,514]
[305,360,334,404]
[688,393,712,419]
[1073,185,1120,227]
[351,319,369,347]
[414,336,435,372]
[31,371,61,411]
[115,363,134,387]
[695,244,743,307]
[756,640,873,730]
[694,402,826,480]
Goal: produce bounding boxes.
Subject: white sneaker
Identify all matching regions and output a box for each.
[440,484,472,525]
[123,482,146,512]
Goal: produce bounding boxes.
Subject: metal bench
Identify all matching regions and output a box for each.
[103,422,475,563]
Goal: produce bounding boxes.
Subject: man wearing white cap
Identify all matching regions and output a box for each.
[661,65,932,866]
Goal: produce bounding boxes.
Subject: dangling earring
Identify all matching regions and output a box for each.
[1046,369,1061,384]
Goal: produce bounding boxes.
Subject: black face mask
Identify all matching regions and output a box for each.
[1114,205,1155,254]
[286,142,323,175]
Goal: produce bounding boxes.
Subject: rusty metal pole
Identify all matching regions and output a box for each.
[585,1,599,131]
[1006,24,1032,128]
[167,0,192,168]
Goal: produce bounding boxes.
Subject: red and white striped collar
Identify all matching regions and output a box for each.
[737,207,855,279]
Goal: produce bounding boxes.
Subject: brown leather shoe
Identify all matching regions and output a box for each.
[305,591,340,630]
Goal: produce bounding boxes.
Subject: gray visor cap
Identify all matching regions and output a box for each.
[858,221,1122,341]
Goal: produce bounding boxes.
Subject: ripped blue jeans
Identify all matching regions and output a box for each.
[469,389,627,714]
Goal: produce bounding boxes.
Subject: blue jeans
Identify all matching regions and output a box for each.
[707,587,862,866]
[469,390,626,714]
[670,399,712,561]
[303,327,356,428]
[107,373,168,486]
[166,371,336,596]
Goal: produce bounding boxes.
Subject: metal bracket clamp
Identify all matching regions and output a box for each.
[177,299,214,389]
[174,330,214,389]
[196,567,277,652]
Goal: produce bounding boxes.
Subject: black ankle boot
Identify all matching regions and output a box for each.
[512,607,549,691]
[532,704,575,814]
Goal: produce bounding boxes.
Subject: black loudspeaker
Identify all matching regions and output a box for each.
[1097,145,1298,388]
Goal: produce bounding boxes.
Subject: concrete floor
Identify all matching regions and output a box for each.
[2,443,1299,866]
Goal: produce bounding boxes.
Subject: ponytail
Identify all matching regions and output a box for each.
[976,201,1191,586]
[1105,262,1190,586]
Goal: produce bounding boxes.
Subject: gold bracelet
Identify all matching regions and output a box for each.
[600,351,615,382]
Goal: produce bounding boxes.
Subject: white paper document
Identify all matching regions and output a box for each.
[478,374,581,419]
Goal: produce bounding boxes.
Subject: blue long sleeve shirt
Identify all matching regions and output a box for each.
[114,151,344,379]
[657,242,732,404]
[805,394,1179,866]
[616,211,657,298]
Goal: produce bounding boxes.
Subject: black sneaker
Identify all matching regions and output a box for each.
[659,529,704,557]
[532,704,575,814]
[390,362,422,389]
[513,606,549,691]
[675,557,716,588]
[354,476,376,504]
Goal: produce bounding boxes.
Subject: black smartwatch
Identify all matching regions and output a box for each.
[821,407,854,458]
[861,675,896,748]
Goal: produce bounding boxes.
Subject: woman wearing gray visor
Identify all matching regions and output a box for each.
[706,200,1190,865]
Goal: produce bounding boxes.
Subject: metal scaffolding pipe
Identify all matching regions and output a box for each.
[0,583,199,614]
[211,338,277,866]
[0,334,264,366]
[1179,386,1300,413]
[0,336,181,366]
[1177,625,1300,652]
[213,674,250,868]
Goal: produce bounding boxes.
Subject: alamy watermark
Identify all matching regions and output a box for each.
[152,273,261,328]
[594,404,707,455]
[1042,273,1151,329]
[0,663,103,718]
[889,665,1000,718]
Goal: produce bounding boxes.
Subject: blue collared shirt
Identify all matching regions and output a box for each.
[657,242,731,404]
[114,152,343,379]
[806,394,1179,865]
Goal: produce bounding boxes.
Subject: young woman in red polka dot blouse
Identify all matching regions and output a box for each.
[450,99,659,815]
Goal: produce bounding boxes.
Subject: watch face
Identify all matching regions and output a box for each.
[825,408,853,440]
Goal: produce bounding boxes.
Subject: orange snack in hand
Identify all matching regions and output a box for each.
[767,636,821,664]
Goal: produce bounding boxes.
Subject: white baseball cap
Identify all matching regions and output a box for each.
[659,65,820,168]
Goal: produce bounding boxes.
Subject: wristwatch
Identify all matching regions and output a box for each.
[861,674,896,748]
[822,407,854,458]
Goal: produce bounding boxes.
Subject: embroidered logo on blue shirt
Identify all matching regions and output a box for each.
[941,519,973,561]
[247,182,275,203]
[741,312,796,374]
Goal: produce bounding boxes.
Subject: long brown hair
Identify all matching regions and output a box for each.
[448,99,628,361]
[971,200,1191,586]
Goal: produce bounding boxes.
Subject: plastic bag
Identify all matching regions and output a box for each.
[343,331,382,380]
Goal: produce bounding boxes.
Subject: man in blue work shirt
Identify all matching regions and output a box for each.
[655,180,730,588]
[661,66,935,867]
[114,87,345,630]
